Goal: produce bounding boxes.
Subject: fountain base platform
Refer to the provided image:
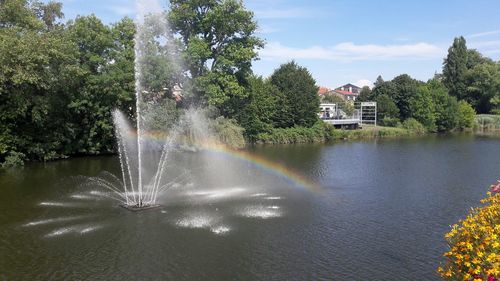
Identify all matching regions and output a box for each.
[119,204,162,212]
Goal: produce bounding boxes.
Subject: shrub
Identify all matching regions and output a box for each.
[458,101,476,129]
[438,183,500,280]
[1,152,25,168]
[401,118,426,135]
[255,121,330,144]
[476,115,500,131]
[380,117,401,127]
[211,117,246,148]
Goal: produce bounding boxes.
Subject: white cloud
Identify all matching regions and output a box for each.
[469,29,500,38]
[335,42,443,59]
[260,42,332,60]
[259,41,444,61]
[355,79,373,89]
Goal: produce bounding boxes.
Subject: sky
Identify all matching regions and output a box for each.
[58,0,500,89]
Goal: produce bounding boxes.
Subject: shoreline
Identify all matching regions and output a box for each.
[2,127,499,169]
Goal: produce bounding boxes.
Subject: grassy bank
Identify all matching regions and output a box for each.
[475,114,500,133]
[252,115,500,145]
[254,121,424,145]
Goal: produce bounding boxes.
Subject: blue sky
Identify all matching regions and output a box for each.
[58,0,500,88]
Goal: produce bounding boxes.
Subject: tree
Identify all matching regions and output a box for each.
[0,0,77,164]
[457,100,476,129]
[466,49,492,69]
[237,76,283,139]
[358,86,372,102]
[375,94,399,126]
[410,86,436,131]
[427,79,460,131]
[0,1,137,166]
[491,94,500,115]
[370,79,396,99]
[393,74,422,119]
[270,61,320,128]
[443,36,468,100]
[373,74,421,120]
[322,93,344,104]
[374,75,384,87]
[168,0,264,116]
[465,62,500,113]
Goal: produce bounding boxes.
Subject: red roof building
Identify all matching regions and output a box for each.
[318,86,331,96]
[318,83,361,101]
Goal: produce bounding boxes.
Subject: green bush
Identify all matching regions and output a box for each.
[1,152,25,168]
[211,117,246,148]
[255,121,330,144]
[401,118,427,135]
[457,101,476,129]
[475,114,500,131]
[380,117,401,127]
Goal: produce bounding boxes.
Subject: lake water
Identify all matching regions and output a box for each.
[0,134,499,280]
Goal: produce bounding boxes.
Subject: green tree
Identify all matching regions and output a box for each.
[371,74,421,120]
[374,75,384,87]
[0,0,78,164]
[465,62,500,113]
[443,36,468,100]
[375,94,399,126]
[358,86,372,102]
[371,80,394,97]
[237,76,283,139]
[269,61,320,128]
[457,100,476,129]
[491,94,500,115]
[427,79,460,131]
[391,74,422,120]
[322,93,344,104]
[168,0,264,116]
[466,49,492,69]
[0,1,136,166]
[410,86,436,131]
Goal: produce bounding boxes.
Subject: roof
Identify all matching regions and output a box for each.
[318,86,331,95]
[334,90,359,96]
[336,83,361,90]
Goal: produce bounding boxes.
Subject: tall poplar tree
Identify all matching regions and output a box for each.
[443,36,468,100]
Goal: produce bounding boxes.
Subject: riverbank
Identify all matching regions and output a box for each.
[254,121,425,145]
[475,114,500,133]
[252,115,500,145]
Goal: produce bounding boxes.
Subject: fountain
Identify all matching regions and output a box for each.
[111,0,186,211]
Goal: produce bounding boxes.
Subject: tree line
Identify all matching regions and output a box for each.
[1,0,136,167]
[1,0,499,167]
[355,36,499,132]
[0,0,320,167]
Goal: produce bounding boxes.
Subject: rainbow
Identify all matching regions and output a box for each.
[124,129,321,192]
[198,142,321,193]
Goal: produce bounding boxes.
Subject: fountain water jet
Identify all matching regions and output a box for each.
[111,0,184,211]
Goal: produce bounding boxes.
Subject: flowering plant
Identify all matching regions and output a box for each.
[438,181,500,281]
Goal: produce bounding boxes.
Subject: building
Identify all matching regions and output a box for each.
[336,83,361,94]
[331,89,358,101]
[318,86,332,98]
[317,83,362,102]
[333,83,361,101]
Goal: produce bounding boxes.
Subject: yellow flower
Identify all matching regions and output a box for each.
[473,266,481,274]
[438,189,500,280]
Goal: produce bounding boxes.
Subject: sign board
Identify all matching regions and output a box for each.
[361,102,376,107]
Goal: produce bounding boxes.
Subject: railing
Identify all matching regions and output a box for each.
[319,101,377,126]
